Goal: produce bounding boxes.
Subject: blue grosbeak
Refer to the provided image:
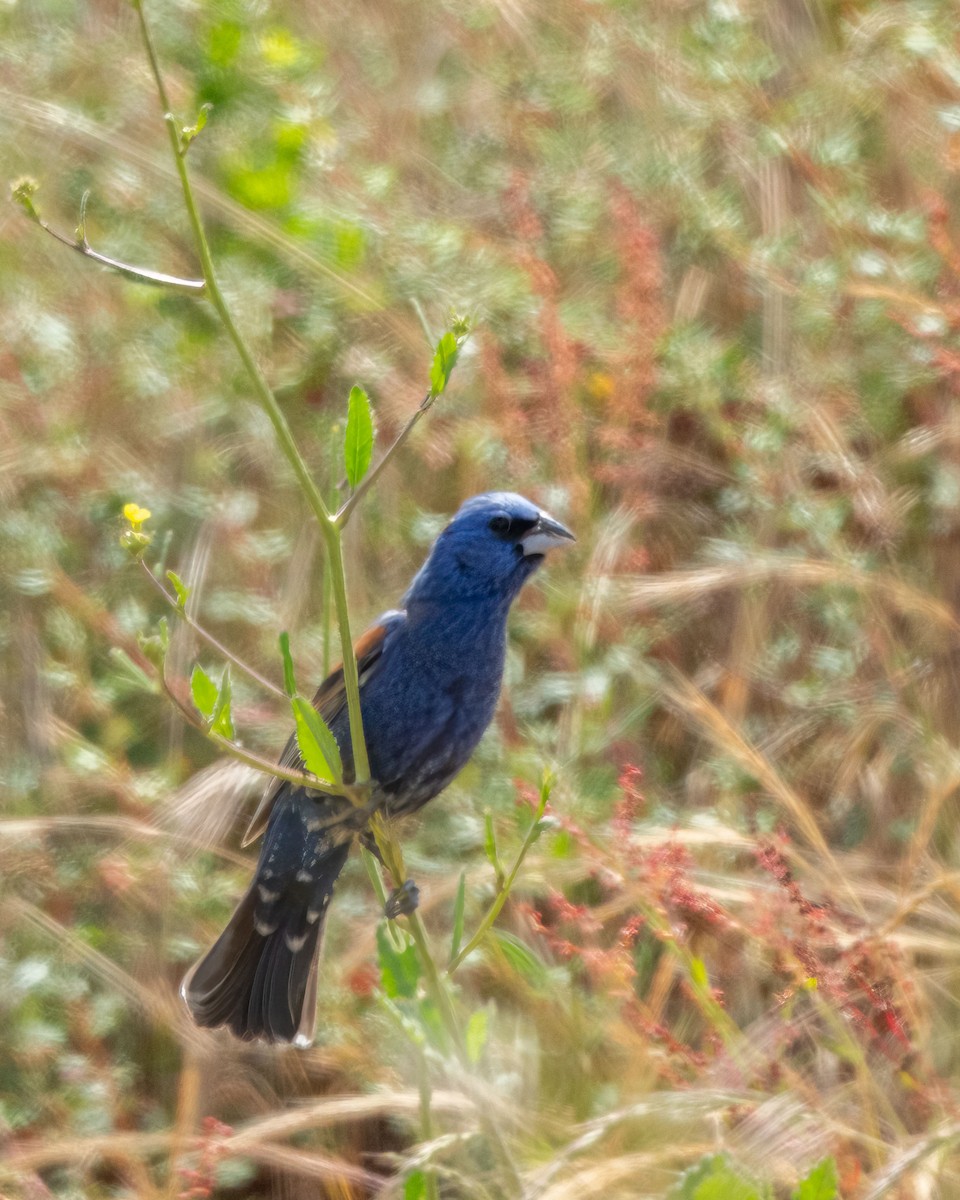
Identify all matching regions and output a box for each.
[182,492,574,1044]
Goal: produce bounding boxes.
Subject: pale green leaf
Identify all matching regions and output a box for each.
[465,1008,489,1064]
[278,631,297,698]
[792,1158,838,1200]
[190,664,218,719]
[292,696,343,784]
[166,570,190,609]
[344,385,374,487]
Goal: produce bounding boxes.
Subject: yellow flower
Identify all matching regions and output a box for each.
[123,503,152,530]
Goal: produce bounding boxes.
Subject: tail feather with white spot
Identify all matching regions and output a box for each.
[181,795,352,1045]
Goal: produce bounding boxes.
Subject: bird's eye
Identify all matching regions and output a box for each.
[489,515,511,535]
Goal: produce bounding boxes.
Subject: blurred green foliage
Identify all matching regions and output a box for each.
[5,0,960,1195]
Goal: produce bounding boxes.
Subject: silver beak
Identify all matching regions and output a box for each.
[520,511,576,557]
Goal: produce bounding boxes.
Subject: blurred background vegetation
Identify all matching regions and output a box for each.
[4,0,960,1195]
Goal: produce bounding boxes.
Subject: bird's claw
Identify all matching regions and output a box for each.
[384,879,420,919]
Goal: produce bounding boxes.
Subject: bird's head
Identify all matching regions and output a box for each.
[404,492,575,609]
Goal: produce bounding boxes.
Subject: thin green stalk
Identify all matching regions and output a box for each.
[367,814,521,1196]
[139,561,285,698]
[320,525,370,786]
[158,673,343,795]
[447,793,549,976]
[132,0,370,789]
[417,1051,441,1200]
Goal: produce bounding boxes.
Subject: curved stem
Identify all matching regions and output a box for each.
[132,0,371,791]
[139,561,285,699]
[159,674,346,797]
[446,795,548,976]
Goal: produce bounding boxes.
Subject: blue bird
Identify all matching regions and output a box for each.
[182,492,575,1044]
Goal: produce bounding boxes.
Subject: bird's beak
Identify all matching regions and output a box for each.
[520,511,576,558]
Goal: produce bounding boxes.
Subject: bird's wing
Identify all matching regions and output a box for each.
[241,612,405,847]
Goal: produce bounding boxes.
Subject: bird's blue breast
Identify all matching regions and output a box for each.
[331,600,509,816]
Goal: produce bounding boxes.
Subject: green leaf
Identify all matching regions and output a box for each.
[292,696,343,784]
[403,1171,428,1200]
[792,1158,838,1200]
[428,331,459,396]
[376,923,421,999]
[11,177,40,224]
[344,385,374,487]
[166,570,190,609]
[211,666,235,739]
[279,631,297,698]
[107,647,158,695]
[690,956,709,991]
[483,810,505,888]
[465,1007,489,1064]
[490,930,549,988]
[670,1154,762,1200]
[137,618,168,672]
[190,664,218,719]
[450,871,466,962]
[181,103,212,150]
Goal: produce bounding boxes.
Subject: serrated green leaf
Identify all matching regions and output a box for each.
[792,1158,837,1200]
[190,664,218,719]
[403,1171,428,1200]
[279,631,297,698]
[428,331,459,395]
[344,385,374,487]
[376,922,421,999]
[450,871,466,962]
[292,696,342,784]
[211,666,235,739]
[166,570,190,609]
[465,1007,489,1064]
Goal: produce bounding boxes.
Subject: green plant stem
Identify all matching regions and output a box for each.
[139,561,285,698]
[417,1052,441,1200]
[320,522,370,786]
[447,796,548,976]
[132,0,370,789]
[367,814,521,1196]
[158,674,344,795]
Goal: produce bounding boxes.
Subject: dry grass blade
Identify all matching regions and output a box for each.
[236,1142,384,1189]
[0,812,251,867]
[2,1129,383,1192]
[532,1146,713,1200]
[224,1090,473,1149]
[861,1120,960,1200]
[2,1131,173,1175]
[658,668,864,916]
[158,758,263,853]
[528,1091,753,1196]
[619,558,960,634]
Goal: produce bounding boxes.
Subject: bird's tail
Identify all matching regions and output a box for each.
[181,796,352,1045]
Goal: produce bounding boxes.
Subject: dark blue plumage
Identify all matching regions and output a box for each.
[182,492,574,1044]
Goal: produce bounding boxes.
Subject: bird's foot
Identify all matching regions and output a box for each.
[384,879,420,919]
